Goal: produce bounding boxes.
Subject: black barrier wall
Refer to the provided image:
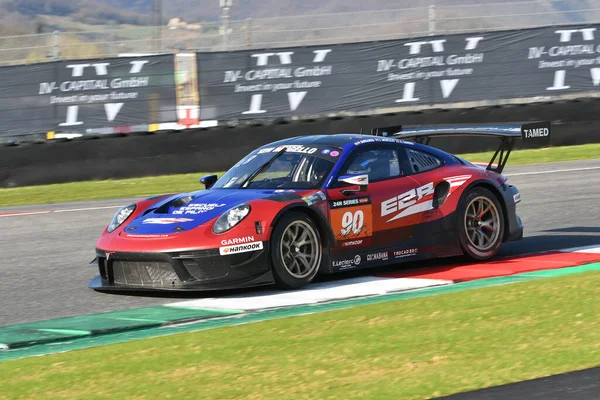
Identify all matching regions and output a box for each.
[2,99,600,188]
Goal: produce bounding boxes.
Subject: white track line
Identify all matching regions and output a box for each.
[0,205,123,218]
[559,245,600,253]
[53,205,124,213]
[506,166,600,177]
[166,276,452,312]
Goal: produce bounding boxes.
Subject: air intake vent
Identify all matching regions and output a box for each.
[407,149,442,173]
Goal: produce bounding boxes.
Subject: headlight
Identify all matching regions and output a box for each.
[108,204,136,233]
[212,204,251,234]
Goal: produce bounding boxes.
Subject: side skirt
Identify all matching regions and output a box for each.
[325,213,464,274]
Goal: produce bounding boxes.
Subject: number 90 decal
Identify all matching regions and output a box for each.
[341,210,364,236]
[331,204,373,240]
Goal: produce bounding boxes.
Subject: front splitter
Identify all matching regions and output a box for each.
[88,271,276,294]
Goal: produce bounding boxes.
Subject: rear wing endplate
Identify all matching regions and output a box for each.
[370,121,551,174]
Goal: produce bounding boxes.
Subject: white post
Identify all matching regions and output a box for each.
[52,31,60,60]
[428,5,436,36]
[246,18,252,48]
[220,0,233,51]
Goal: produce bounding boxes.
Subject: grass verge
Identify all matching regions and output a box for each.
[0,271,598,400]
[1,143,599,207]
[459,143,600,165]
[0,172,220,207]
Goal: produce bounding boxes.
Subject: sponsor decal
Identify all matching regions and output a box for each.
[523,128,549,138]
[219,241,264,256]
[330,196,373,240]
[342,239,364,247]
[302,191,327,206]
[526,28,600,91]
[321,149,331,155]
[126,234,170,238]
[221,236,256,246]
[332,254,362,270]
[520,122,551,143]
[353,137,396,146]
[381,182,435,222]
[367,251,389,261]
[393,248,419,259]
[222,48,333,115]
[142,218,194,224]
[330,196,371,209]
[173,203,226,215]
[258,145,317,155]
[330,150,340,157]
[376,36,486,102]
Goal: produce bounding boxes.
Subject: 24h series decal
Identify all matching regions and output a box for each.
[329,196,373,241]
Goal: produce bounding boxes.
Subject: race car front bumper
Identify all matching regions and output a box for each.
[89,246,274,292]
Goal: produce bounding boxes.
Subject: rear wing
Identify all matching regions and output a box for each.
[370,121,551,174]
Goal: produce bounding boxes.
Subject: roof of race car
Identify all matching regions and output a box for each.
[261,133,452,154]
[258,134,457,164]
[262,134,394,148]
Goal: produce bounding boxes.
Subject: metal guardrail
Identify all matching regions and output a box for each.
[1,0,600,66]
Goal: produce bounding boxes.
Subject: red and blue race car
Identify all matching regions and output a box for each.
[89,121,550,292]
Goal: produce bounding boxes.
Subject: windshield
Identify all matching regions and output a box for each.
[212,145,342,190]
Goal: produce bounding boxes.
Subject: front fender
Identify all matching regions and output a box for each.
[270,202,336,248]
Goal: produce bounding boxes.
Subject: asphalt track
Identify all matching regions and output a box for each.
[438,366,600,400]
[1,159,599,327]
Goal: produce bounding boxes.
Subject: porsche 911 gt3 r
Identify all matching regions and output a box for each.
[89,121,551,292]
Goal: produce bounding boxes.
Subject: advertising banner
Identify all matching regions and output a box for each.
[195,24,600,121]
[0,62,57,138]
[1,23,600,139]
[0,55,178,138]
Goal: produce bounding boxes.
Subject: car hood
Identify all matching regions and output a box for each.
[122,189,305,235]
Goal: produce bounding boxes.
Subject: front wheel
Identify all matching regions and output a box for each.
[458,187,505,260]
[270,212,322,290]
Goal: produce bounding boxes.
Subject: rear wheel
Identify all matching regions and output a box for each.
[458,187,505,260]
[270,212,322,289]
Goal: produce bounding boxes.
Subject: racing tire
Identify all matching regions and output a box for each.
[270,211,323,290]
[458,187,505,260]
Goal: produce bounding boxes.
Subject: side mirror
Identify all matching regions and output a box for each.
[200,174,218,190]
[337,174,369,196]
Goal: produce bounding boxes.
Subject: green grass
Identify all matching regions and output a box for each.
[0,172,221,207]
[459,143,600,165]
[0,271,599,400]
[1,143,598,208]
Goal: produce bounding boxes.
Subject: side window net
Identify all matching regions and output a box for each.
[407,149,442,173]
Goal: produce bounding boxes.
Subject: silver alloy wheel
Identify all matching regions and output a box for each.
[464,196,502,252]
[279,220,321,279]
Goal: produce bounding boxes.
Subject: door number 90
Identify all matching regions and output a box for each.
[341,210,364,236]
